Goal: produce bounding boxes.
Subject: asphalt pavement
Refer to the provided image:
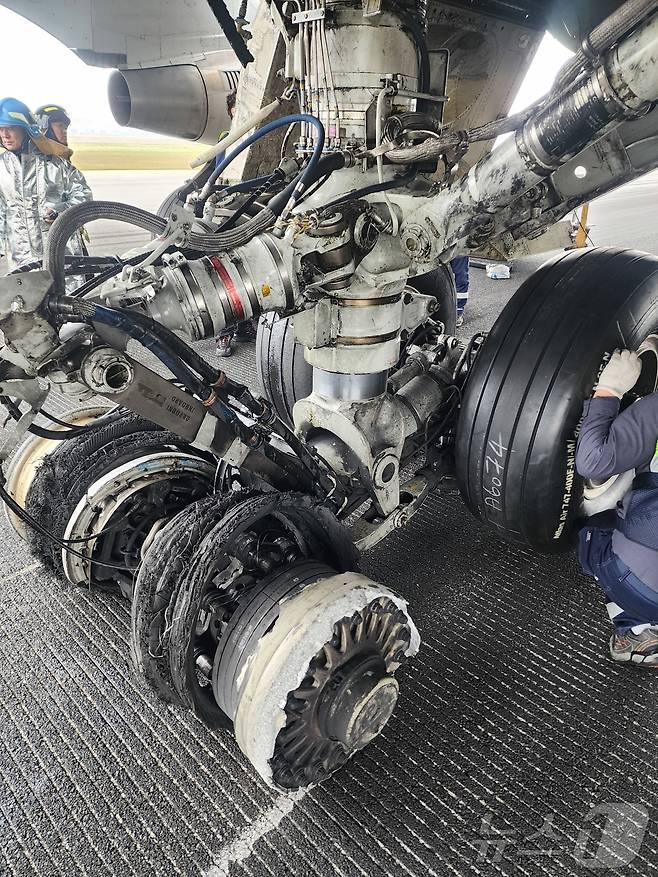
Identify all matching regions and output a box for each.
[1,169,658,877]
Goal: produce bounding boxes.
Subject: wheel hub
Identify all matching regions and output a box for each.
[321,661,400,750]
[266,594,414,790]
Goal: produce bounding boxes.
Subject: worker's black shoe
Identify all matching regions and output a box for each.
[609,627,658,667]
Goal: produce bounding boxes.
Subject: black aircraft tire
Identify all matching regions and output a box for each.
[25,413,193,573]
[455,247,658,554]
[255,265,457,425]
[256,313,313,426]
[410,264,457,335]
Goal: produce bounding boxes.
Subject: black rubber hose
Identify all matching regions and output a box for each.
[109,306,218,385]
[157,161,218,217]
[9,255,121,275]
[55,299,259,448]
[205,0,253,67]
[318,167,417,213]
[268,151,346,214]
[0,395,115,440]
[214,169,285,232]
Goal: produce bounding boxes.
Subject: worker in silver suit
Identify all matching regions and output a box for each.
[0,97,92,275]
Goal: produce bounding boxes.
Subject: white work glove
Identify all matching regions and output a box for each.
[595,349,642,398]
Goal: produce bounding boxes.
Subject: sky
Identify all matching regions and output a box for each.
[0,4,573,137]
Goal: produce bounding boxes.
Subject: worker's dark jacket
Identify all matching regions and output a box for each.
[576,394,658,589]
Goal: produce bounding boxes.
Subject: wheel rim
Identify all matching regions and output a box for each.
[159,493,358,729]
[61,452,215,589]
[231,569,419,790]
[4,406,110,539]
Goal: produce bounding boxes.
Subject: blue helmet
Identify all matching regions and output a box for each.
[0,97,40,136]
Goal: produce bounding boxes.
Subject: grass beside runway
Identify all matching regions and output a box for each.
[69,136,201,171]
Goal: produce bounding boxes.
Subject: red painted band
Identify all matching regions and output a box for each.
[210,256,245,321]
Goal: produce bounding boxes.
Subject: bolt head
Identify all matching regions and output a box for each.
[10,296,25,313]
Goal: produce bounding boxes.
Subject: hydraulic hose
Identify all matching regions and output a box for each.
[552,0,658,94]
[55,299,259,447]
[268,150,346,214]
[318,167,417,213]
[383,109,533,164]
[9,255,121,275]
[385,3,658,168]
[198,113,325,216]
[45,201,276,293]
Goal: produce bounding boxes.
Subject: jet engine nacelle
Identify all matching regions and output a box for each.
[108,53,240,144]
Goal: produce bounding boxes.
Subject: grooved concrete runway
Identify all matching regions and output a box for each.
[1,171,658,876]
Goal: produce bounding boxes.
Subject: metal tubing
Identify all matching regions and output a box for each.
[400,11,658,264]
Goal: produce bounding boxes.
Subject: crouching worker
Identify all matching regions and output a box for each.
[0,97,91,274]
[576,347,658,666]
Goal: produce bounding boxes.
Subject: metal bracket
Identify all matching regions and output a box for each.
[352,471,435,552]
[0,378,49,462]
[292,8,325,24]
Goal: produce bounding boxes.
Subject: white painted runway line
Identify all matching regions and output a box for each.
[205,791,307,877]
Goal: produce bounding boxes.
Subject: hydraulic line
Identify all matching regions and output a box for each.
[45,201,276,293]
[552,0,658,94]
[214,169,285,231]
[383,109,534,164]
[9,255,122,275]
[375,86,400,233]
[0,395,102,441]
[318,167,417,214]
[268,150,346,214]
[53,299,259,447]
[198,114,326,217]
[402,10,658,264]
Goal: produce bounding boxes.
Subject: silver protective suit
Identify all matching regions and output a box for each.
[0,141,92,273]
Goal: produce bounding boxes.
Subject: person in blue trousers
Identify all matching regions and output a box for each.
[576,347,658,666]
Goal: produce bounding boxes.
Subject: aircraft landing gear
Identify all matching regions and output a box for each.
[132,491,418,789]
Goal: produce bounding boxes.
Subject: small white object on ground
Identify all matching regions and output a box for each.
[486,263,511,279]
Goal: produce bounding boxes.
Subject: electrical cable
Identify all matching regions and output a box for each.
[53,299,260,448]
[45,200,277,293]
[0,480,134,571]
